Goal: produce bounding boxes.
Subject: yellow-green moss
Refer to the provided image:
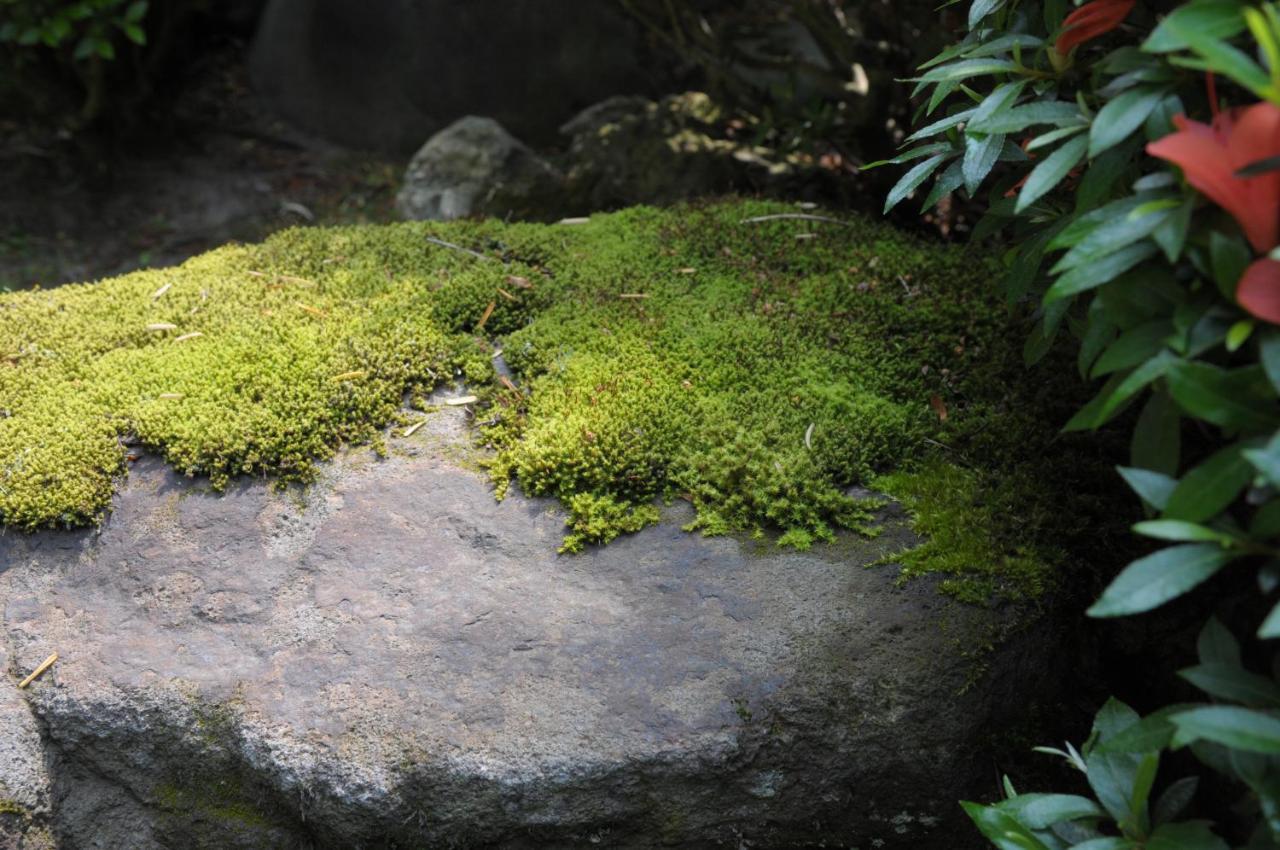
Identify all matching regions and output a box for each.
[0,200,1121,600]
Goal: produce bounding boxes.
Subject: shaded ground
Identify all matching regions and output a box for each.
[0,48,402,292]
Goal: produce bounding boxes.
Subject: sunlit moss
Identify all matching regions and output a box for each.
[0,200,1116,599]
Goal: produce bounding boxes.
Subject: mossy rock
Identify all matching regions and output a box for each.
[0,200,1120,600]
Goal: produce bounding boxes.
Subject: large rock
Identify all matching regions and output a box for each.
[247,0,663,152]
[0,395,1044,848]
[0,640,53,849]
[395,116,564,222]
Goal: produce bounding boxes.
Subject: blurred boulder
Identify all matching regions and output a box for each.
[248,0,660,153]
[559,92,857,209]
[395,116,564,221]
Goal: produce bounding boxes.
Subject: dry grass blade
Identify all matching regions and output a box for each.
[18,652,57,689]
[332,370,367,382]
[146,323,177,332]
[496,288,517,302]
[151,282,172,300]
[173,332,203,343]
[476,301,496,331]
[445,395,478,406]
[402,420,428,437]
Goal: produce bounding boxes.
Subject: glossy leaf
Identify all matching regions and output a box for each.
[1088,544,1237,617]
[1015,134,1089,213]
[1163,443,1252,522]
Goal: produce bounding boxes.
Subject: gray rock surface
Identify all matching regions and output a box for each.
[395,117,564,222]
[0,396,1044,848]
[248,0,662,152]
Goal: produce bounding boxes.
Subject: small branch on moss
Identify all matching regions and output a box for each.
[740,214,849,226]
[425,237,494,262]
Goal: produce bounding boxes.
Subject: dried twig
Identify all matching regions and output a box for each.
[18,652,57,689]
[476,301,496,332]
[739,213,848,226]
[426,236,493,262]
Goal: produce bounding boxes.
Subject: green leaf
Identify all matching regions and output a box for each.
[1167,361,1280,432]
[121,21,145,45]
[1210,231,1252,299]
[963,132,1005,194]
[884,154,950,213]
[1152,196,1195,263]
[1088,544,1238,617]
[1252,500,1280,538]
[1133,520,1236,544]
[1131,390,1181,475]
[1090,87,1167,157]
[1243,432,1280,486]
[1045,242,1158,303]
[861,142,953,170]
[1095,706,1184,754]
[1259,599,1280,638]
[960,801,1055,850]
[1198,617,1242,666]
[922,159,966,209]
[1067,350,1177,431]
[969,0,1005,29]
[1053,208,1170,276]
[917,58,1019,83]
[971,101,1085,134]
[1073,840,1137,850]
[969,80,1029,126]
[1027,124,1088,151]
[1260,329,1280,394]
[1144,0,1248,53]
[1226,319,1255,352]
[1164,443,1252,522]
[1092,320,1172,377]
[1147,820,1230,850]
[1081,301,1117,378]
[1164,18,1275,99]
[905,106,976,142]
[1118,466,1178,510]
[1078,142,1139,211]
[999,793,1106,828]
[125,1,148,23]
[1170,706,1280,754]
[1152,776,1198,826]
[1179,663,1280,706]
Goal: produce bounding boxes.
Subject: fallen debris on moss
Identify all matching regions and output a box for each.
[0,200,1118,599]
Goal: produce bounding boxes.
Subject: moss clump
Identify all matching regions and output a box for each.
[0,200,1119,599]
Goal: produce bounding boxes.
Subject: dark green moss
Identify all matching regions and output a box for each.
[0,200,1121,600]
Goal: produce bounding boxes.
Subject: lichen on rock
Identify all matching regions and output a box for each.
[0,200,1109,600]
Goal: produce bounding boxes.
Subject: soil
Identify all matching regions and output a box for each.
[0,41,403,293]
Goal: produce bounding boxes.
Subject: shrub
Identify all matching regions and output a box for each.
[889,0,1280,844]
[0,0,148,122]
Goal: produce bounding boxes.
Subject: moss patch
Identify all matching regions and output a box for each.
[0,200,1120,599]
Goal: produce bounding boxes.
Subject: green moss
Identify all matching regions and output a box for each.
[155,777,274,831]
[873,461,1054,603]
[0,200,1121,600]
